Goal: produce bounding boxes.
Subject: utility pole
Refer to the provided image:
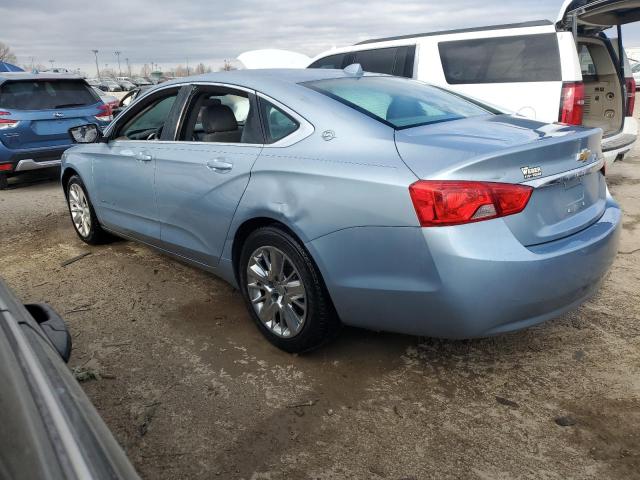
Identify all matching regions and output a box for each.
[114,51,122,76]
[186,57,190,76]
[125,57,131,77]
[49,59,55,70]
[92,50,100,78]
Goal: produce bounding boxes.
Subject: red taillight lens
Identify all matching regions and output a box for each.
[558,82,585,126]
[94,104,113,122]
[0,118,19,129]
[0,111,19,130]
[409,180,533,227]
[0,163,13,172]
[626,77,636,117]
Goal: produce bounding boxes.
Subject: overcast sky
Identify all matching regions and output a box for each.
[2,0,640,74]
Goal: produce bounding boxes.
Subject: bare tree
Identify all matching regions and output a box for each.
[219,59,237,72]
[0,42,17,63]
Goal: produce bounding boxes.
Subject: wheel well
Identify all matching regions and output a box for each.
[231,217,303,281]
[61,167,79,197]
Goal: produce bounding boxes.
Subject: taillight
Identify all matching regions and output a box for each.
[625,77,636,117]
[0,111,19,130]
[94,104,113,122]
[409,180,533,227]
[0,163,13,172]
[558,82,585,126]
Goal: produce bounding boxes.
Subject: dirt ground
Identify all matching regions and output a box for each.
[1,124,639,480]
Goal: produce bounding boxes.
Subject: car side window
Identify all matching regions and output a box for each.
[308,53,346,69]
[179,88,262,144]
[258,99,299,144]
[353,48,397,75]
[115,93,178,140]
[578,44,598,78]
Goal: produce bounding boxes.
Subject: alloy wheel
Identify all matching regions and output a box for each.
[246,246,307,338]
[68,183,91,238]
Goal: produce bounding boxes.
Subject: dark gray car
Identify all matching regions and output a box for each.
[0,279,140,480]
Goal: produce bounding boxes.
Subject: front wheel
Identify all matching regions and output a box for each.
[66,175,112,244]
[238,226,340,353]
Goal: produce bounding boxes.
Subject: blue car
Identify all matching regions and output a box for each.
[61,68,621,352]
[0,73,111,189]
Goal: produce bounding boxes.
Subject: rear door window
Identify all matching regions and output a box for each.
[578,44,598,79]
[0,80,99,110]
[308,53,347,69]
[438,34,562,84]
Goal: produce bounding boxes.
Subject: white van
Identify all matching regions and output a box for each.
[308,0,640,165]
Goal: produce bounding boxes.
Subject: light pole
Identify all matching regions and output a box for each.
[125,57,131,77]
[92,50,100,78]
[114,51,122,76]
[49,59,55,70]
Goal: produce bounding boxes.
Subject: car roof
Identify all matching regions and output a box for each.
[354,20,554,45]
[159,68,380,91]
[0,72,84,85]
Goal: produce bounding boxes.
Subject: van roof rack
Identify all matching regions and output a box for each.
[355,20,553,45]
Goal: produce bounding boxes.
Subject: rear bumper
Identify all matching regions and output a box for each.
[308,196,621,339]
[0,145,69,175]
[602,117,637,165]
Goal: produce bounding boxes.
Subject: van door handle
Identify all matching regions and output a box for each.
[206,158,233,173]
[136,151,153,162]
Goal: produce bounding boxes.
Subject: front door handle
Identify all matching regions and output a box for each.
[206,158,233,173]
[136,151,153,162]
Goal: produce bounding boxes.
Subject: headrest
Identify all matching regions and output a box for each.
[202,104,238,133]
[386,97,424,121]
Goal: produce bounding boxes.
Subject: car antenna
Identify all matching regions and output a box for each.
[343,63,364,77]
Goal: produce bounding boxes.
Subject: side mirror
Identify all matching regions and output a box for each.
[69,124,102,144]
[25,304,72,363]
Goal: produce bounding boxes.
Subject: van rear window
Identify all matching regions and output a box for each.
[438,34,561,84]
[0,80,98,110]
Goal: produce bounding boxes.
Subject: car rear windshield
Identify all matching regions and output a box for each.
[0,80,98,110]
[303,76,491,129]
[438,34,562,84]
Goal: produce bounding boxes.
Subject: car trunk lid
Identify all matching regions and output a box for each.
[395,114,607,246]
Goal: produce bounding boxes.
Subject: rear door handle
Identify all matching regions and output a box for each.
[136,151,153,162]
[206,158,233,173]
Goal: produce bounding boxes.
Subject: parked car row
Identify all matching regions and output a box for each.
[86,76,154,92]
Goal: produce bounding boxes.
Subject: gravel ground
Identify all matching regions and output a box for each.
[1,119,639,479]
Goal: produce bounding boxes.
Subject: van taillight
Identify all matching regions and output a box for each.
[558,82,585,126]
[625,77,636,117]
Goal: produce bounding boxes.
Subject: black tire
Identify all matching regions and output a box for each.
[238,226,340,353]
[0,174,8,190]
[65,175,112,245]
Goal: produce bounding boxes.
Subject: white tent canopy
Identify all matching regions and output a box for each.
[237,49,311,69]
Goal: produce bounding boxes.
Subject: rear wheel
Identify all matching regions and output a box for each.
[0,174,8,190]
[238,226,340,353]
[66,175,111,244]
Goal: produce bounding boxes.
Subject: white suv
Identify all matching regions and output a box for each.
[308,0,639,166]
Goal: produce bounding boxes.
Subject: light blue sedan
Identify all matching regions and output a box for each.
[62,67,621,352]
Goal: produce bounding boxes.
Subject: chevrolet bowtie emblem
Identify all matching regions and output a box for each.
[577,149,591,162]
